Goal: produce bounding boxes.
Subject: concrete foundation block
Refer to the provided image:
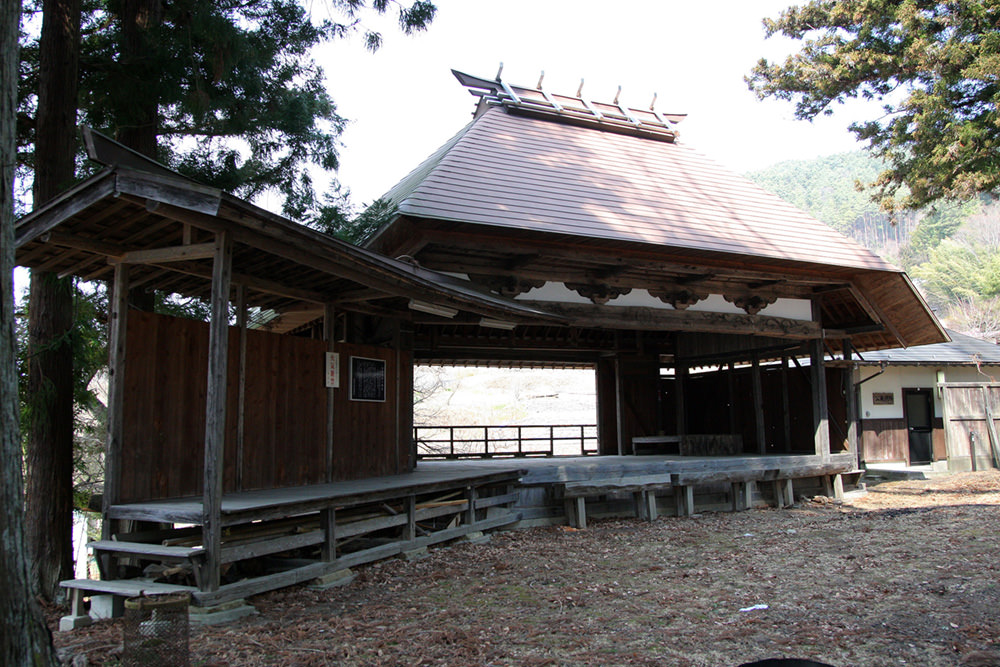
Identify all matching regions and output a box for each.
[401,546,429,562]
[59,614,93,632]
[459,531,491,545]
[310,568,356,590]
[89,594,124,620]
[188,599,257,626]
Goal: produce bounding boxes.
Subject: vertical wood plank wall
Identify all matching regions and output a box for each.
[941,383,1000,470]
[120,312,406,502]
[860,418,946,463]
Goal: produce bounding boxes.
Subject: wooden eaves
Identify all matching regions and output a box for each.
[13,166,566,328]
[366,78,948,354]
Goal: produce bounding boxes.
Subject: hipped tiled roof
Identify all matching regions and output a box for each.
[386,107,896,272]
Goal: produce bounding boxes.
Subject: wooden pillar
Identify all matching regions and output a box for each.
[781,354,792,450]
[843,340,859,467]
[324,304,336,483]
[727,361,737,434]
[810,337,831,459]
[235,284,247,491]
[321,508,336,561]
[752,353,765,454]
[101,263,130,547]
[595,357,618,455]
[675,362,688,438]
[403,495,416,541]
[202,231,233,592]
[614,355,625,455]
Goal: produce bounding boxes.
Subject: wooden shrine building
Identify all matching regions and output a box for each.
[17,67,949,624]
[366,69,947,464]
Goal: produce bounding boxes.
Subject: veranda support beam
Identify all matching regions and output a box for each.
[111,241,216,265]
[519,301,822,339]
[203,231,233,592]
[810,338,831,459]
[752,353,765,454]
[101,263,129,554]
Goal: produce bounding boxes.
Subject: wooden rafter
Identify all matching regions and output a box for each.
[518,301,822,339]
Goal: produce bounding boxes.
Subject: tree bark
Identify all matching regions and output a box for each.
[25,0,82,602]
[2,0,60,661]
[118,0,162,311]
[117,0,161,156]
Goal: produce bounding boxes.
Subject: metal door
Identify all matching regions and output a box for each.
[904,388,933,464]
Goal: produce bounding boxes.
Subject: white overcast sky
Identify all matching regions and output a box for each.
[316,0,874,206]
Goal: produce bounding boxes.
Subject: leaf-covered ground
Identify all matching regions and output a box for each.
[53,471,1000,666]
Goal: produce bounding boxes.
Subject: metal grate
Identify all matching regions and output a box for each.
[122,593,191,667]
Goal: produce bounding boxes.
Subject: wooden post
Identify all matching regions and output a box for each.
[810,338,831,459]
[675,485,694,517]
[727,361,737,434]
[101,263,130,557]
[324,304,336,483]
[781,354,791,450]
[980,386,1000,468]
[321,508,336,561]
[202,231,233,592]
[843,340,859,467]
[403,495,416,541]
[614,355,625,455]
[752,353,765,454]
[675,362,688,438]
[465,486,478,526]
[235,284,247,491]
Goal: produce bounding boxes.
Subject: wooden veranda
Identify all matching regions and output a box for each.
[14,130,561,625]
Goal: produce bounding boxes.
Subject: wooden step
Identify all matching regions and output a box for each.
[88,540,205,561]
[60,578,195,597]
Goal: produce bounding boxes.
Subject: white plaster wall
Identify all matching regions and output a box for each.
[858,366,940,420]
[856,365,1000,420]
[516,283,813,321]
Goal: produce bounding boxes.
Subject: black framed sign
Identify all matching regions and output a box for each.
[350,356,386,402]
[872,392,894,405]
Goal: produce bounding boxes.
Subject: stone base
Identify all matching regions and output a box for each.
[58,614,93,632]
[89,594,124,620]
[459,531,491,545]
[401,546,429,562]
[188,599,257,626]
[310,568,356,590]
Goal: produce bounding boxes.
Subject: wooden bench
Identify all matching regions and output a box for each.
[672,464,852,516]
[88,539,207,588]
[561,474,674,528]
[58,578,195,631]
[631,436,681,455]
[674,467,795,516]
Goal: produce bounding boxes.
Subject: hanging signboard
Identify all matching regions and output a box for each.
[325,352,340,388]
[872,392,894,405]
[350,356,386,402]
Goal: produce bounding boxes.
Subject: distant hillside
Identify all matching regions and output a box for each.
[745,152,918,255]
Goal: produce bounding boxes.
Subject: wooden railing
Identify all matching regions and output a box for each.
[414,424,599,459]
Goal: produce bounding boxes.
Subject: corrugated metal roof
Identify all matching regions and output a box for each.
[388,107,897,272]
[857,329,1000,365]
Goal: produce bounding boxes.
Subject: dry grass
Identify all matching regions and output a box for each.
[54,471,1000,666]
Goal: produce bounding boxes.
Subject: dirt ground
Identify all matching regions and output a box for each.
[52,471,1000,666]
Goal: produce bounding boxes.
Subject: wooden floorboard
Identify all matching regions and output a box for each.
[421,453,856,485]
[108,466,524,524]
[108,453,855,523]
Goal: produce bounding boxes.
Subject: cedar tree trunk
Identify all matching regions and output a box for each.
[118,0,161,311]
[1,0,60,661]
[25,0,82,601]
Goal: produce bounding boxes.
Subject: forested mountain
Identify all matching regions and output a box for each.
[746,152,1000,342]
[746,152,921,255]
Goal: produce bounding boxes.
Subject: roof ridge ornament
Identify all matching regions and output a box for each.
[451,68,684,142]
